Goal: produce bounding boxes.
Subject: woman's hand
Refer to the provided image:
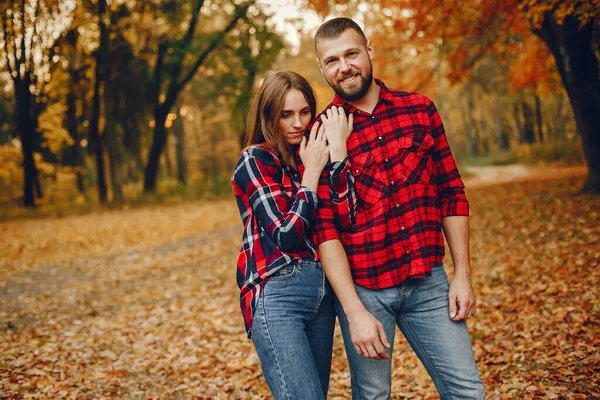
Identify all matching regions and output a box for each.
[320,106,353,162]
[299,121,329,192]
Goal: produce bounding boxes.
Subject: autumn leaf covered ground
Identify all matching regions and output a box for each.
[1,167,598,399]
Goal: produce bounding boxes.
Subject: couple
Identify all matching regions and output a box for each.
[232,17,486,399]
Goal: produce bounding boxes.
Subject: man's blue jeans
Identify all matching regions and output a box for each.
[336,262,486,399]
[252,259,335,400]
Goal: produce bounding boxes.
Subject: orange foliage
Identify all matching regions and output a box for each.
[508,36,561,95]
[305,0,598,92]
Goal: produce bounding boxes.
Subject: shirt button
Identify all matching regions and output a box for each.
[378,136,383,140]
[371,115,376,119]
[355,169,359,173]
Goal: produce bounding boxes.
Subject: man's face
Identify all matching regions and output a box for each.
[316,29,374,102]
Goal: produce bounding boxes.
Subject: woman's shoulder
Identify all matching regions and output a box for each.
[238,144,281,166]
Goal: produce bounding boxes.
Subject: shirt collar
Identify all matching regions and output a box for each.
[331,78,394,112]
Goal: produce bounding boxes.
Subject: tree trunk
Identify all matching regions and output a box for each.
[66,77,85,194]
[143,2,248,193]
[7,0,41,208]
[521,100,536,144]
[104,72,124,203]
[90,0,108,203]
[554,93,566,141]
[467,88,487,155]
[15,76,39,207]
[174,112,187,185]
[122,116,143,182]
[533,92,544,143]
[103,106,124,203]
[65,30,85,194]
[144,107,169,191]
[513,102,524,145]
[461,98,478,156]
[533,13,600,193]
[164,137,173,178]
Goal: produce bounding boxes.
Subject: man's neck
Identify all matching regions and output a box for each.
[348,79,380,114]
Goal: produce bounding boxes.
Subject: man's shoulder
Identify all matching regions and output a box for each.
[319,101,336,115]
[385,87,433,106]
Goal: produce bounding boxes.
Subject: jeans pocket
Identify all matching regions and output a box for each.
[269,262,299,281]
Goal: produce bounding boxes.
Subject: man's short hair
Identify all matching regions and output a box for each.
[314,17,367,53]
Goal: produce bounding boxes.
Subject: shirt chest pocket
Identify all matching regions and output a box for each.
[393,133,435,185]
[350,152,388,209]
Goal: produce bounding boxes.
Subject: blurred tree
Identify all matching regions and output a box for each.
[63,28,87,194]
[89,0,109,203]
[99,3,152,186]
[172,100,186,185]
[0,0,72,207]
[217,11,285,145]
[142,0,254,193]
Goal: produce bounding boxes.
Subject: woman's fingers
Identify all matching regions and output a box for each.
[309,121,320,142]
[299,135,306,151]
[316,124,325,143]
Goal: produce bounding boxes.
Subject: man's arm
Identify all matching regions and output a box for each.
[318,240,390,360]
[442,215,476,321]
[425,96,475,321]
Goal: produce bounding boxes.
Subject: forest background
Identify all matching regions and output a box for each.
[1,0,598,213]
[1,0,599,398]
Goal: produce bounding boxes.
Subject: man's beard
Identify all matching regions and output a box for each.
[330,67,373,102]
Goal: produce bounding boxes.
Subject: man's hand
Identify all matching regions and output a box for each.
[347,308,391,360]
[448,271,476,321]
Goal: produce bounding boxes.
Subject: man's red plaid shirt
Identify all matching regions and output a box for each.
[311,79,470,288]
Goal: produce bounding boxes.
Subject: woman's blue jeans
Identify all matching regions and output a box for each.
[251,259,335,400]
[336,262,486,399]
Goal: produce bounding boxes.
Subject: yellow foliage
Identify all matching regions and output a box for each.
[0,143,22,179]
[34,153,57,176]
[0,144,57,181]
[38,102,74,155]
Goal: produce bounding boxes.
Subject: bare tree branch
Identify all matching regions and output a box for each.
[175,2,250,96]
[182,0,205,45]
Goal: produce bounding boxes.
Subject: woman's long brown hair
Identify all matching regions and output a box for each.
[244,71,317,166]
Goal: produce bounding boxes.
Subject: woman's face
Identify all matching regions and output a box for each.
[278,88,312,147]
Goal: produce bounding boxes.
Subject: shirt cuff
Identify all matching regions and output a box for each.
[328,157,350,178]
[440,198,470,217]
[297,186,319,210]
[312,223,341,246]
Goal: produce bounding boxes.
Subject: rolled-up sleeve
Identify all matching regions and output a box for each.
[426,98,469,217]
[311,167,341,246]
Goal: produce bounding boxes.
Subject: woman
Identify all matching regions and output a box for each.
[231,71,354,399]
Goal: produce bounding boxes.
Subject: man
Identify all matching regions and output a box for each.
[311,17,486,399]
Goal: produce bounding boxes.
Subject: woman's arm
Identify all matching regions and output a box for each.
[234,147,318,253]
[320,106,356,230]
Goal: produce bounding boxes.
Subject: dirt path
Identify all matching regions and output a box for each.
[463,164,587,188]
